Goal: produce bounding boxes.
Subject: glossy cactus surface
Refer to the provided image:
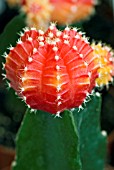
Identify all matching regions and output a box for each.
[5,24,99,115]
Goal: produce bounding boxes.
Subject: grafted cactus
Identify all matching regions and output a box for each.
[4,23,100,115]
[1,16,114,170]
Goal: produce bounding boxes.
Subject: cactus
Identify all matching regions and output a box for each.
[6,0,97,31]
[4,23,100,115]
[1,16,113,170]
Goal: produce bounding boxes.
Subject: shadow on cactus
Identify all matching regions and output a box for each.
[2,22,114,170]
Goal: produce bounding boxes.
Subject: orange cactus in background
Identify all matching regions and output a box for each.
[21,0,53,31]
[92,43,114,87]
[50,0,97,25]
[7,0,97,30]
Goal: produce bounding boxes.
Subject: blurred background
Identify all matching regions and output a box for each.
[0,0,114,169]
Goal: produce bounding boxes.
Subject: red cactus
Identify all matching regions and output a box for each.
[4,24,98,115]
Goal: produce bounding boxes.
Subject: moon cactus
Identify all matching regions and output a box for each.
[4,24,105,115]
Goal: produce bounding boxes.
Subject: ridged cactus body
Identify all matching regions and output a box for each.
[5,24,99,115]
